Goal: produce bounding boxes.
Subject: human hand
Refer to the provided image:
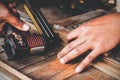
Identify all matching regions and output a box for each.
[0,2,29,32]
[57,13,120,73]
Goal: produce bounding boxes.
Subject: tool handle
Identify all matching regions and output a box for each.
[24,0,55,39]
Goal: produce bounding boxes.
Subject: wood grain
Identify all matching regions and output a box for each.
[0,61,31,80]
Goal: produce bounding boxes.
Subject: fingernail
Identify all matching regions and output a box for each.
[22,23,30,31]
[60,58,65,64]
[75,66,84,73]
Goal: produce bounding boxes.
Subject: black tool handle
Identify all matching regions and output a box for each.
[24,0,55,40]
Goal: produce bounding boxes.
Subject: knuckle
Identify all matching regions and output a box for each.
[65,56,70,60]
[66,44,74,51]
[87,55,95,60]
[67,46,72,50]
[95,43,104,52]
[64,56,71,62]
[75,47,81,53]
[82,30,91,37]
[81,62,89,67]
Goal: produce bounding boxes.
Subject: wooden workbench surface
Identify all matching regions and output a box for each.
[0,44,116,80]
[0,9,119,80]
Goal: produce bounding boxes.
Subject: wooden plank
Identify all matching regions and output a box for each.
[91,62,120,80]
[0,61,31,80]
[103,57,120,70]
[66,68,116,80]
[0,68,19,80]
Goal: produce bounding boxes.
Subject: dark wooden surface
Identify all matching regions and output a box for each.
[0,8,118,80]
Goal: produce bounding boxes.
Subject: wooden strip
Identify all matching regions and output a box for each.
[0,61,32,80]
[96,62,120,75]
[91,62,120,80]
[66,68,115,80]
[0,67,20,80]
[103,57,120,70]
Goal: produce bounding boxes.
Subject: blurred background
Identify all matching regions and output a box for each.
[15,0,119,24]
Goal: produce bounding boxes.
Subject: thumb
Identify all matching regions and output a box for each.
[6,14,29,31]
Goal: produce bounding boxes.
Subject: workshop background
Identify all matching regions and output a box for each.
[16,0,120,24]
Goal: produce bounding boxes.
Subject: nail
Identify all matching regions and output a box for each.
[75,66,84,73]
[60,58,65,64]
[22,23,30,31]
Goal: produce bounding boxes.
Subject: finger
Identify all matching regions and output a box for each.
[60,42,90,64]
[8,3,14,9]
[57,38,86,58]
[6,15,29,31]
[67,28,81,40]
[75,49,100,73]
[9,2,16,8]
[12,8,17,13]
[8,3,13,8]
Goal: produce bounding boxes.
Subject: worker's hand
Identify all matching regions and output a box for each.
[0,2,29,32]
[57,13,120,73]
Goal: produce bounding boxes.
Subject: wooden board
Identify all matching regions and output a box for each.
[0,9,119,80]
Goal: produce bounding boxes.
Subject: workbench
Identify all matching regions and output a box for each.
[0,8,120,80]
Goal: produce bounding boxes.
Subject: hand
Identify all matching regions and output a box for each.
[57,13,120,73]
[0,2,29,32]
